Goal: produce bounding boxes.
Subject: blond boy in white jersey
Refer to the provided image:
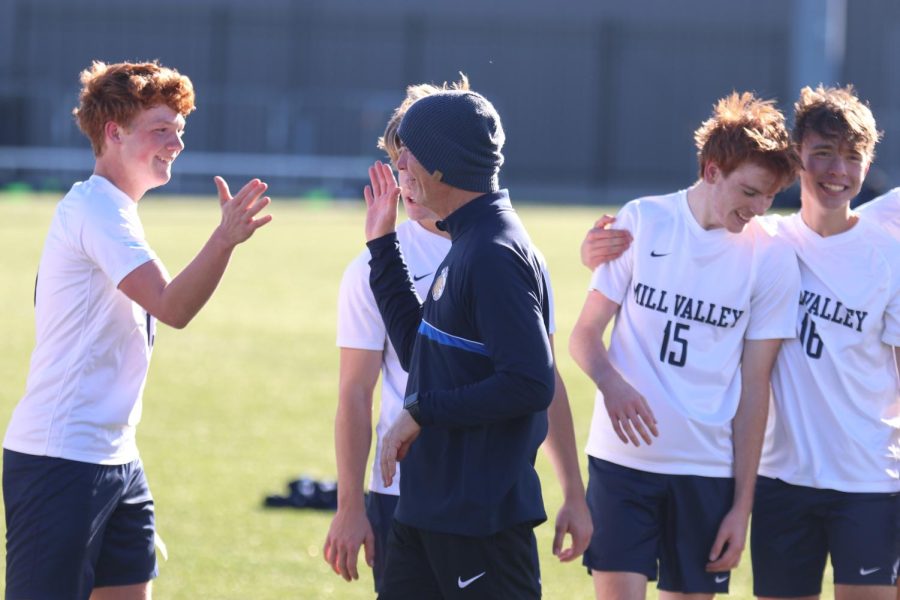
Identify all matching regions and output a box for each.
[570,93,800,600]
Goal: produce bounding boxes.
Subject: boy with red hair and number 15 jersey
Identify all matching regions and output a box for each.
[569,92,800,600]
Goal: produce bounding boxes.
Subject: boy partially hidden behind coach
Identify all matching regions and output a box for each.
[569,92,800,600]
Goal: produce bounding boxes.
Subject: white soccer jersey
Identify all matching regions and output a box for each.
[858,188,900,240]
[4,176,157,464]
[586,190,800,477]
[759,213,900,492]
[337,219,557,495]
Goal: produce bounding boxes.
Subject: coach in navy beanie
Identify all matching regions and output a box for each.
[397,90,505,194]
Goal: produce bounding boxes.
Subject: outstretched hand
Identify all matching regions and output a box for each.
[364,161,401,242]
[212,176,273,246]
[580,215,632,270]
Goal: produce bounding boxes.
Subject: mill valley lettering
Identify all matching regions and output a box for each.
[799,290,868,332]
[632,282,744,328]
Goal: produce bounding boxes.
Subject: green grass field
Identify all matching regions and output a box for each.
[0,192,831,599]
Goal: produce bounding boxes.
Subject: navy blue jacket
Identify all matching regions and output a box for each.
[367,191,555,536]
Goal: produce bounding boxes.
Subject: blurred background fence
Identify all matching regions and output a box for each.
[0,0,897,203]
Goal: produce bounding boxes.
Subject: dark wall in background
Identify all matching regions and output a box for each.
[0,0,896,201]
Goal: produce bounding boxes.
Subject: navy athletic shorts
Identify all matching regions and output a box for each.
[366,491,399,593]
[583,457,734,594]
[378,519,541,599]
[751,476,900,597]
[3,449,158,599]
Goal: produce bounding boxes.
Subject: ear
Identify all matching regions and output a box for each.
[104,121,122,145]
[703,161,721,183]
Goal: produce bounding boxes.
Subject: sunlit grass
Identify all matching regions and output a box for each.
[0,193,829,598]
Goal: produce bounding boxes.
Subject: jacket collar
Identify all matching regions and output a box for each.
[436,190,511,240]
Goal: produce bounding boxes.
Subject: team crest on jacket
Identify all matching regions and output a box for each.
[432,266,449,301]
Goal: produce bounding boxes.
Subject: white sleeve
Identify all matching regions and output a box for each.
[336,251,387,351]
[859,190,900,241]
[589,201,637,304]
[79,204,156,286]
[882,243,900,347]
[746,234,801,340]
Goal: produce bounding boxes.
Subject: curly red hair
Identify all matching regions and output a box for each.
[73,60,195,156]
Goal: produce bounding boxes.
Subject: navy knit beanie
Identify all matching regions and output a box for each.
[397,90,505,193]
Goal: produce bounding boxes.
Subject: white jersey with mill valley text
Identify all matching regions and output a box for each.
[3,175,157,465]
[337,219,558,495]
[586,190,800,477]
[759,213,900,493]
[858,188,900,240]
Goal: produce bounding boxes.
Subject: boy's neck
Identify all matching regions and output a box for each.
[800,199,858,237]
[685,180,718,230]
[94,157,143,203]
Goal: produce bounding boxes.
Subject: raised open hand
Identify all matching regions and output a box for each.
[363,161,401,242]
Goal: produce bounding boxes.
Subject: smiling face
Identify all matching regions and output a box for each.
[706,160,784,233]
[114,104,186,197]
[798,130,871,212]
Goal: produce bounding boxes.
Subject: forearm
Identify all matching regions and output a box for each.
[334,386,374,511]
[157,229,235,328]
[418,365,554,427]
[569,320,620,395]
[542,369,586,498]
[731,385,768,514]
[731,339,782,513]
[367,233,422,368]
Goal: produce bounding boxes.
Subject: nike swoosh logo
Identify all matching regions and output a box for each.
[860,567,881,576]
[458,572,486,588]
[413,272,433,282]
[715,574,729,583]
[650,251,670,257]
